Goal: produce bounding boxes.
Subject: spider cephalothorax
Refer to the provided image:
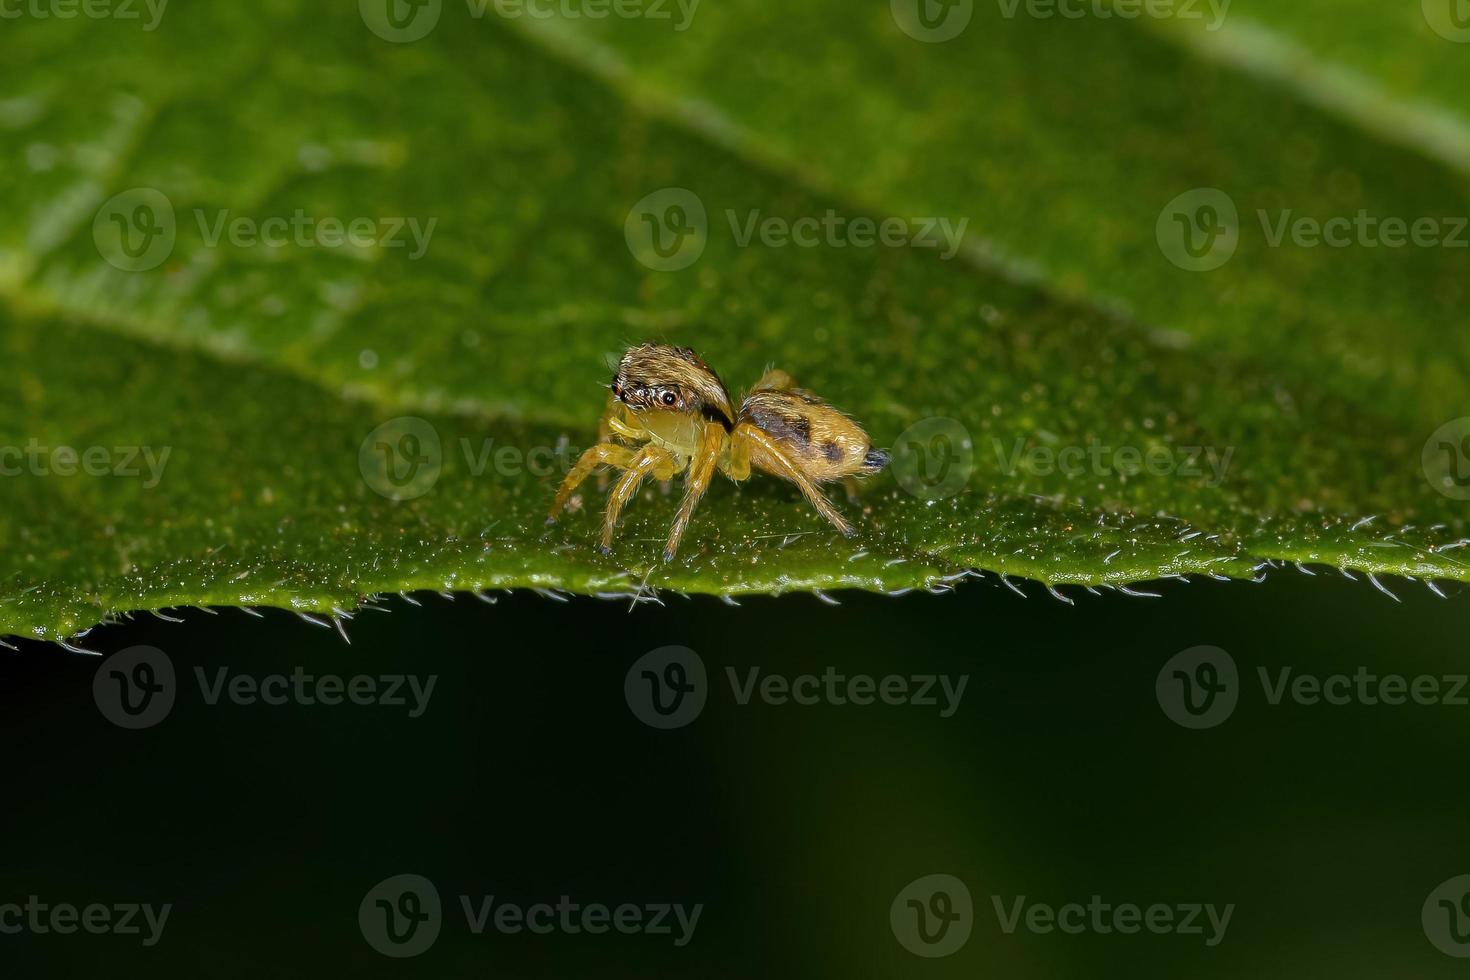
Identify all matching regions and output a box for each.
[610,344,734,426]
[550,344,889,561]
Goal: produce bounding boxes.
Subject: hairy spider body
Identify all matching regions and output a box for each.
[547,344,889,561]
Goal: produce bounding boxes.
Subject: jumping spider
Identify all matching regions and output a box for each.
[546,344,890,561]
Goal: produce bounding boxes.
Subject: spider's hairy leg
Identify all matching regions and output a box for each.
[663,421,728,562]
[595,394,643,490]
[735,424,855,537]
[547,442,639,523]
[601,445,676,553]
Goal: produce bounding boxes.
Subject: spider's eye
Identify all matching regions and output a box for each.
[661,391,678,406]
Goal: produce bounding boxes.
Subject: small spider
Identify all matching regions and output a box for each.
[547,344,890,561]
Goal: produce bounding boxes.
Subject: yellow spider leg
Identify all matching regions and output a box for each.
[736,424,854,537]
[547,442,637,523]
[601,445,673,553]
[663,421,728,562]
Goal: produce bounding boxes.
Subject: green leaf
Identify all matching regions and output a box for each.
[1,2,1467,641]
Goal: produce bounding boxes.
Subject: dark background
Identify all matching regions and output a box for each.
[3,572,1468,976]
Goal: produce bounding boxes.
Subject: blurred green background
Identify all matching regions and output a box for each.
[3,575,1468,976]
